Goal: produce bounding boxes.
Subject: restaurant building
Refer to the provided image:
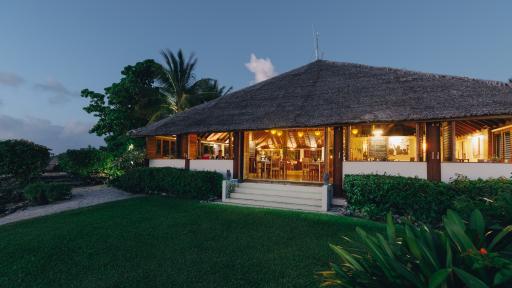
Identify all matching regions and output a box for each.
[131,60,512,211]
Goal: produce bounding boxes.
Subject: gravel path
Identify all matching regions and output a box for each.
[0,185,139,226]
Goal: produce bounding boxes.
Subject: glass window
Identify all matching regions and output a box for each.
[243,128,331,183]
[348,124,417,162]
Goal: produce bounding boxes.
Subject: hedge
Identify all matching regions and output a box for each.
[23,182,72,205]
[345,174,455,225]
[345,174,512,226]
[111,167,223,200]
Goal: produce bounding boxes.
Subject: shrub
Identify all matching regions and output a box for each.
[345,174,456,225]
[0,139,50,185]
[23,183,72,205]
[59,147,121,180]
[320,210,512,287]
[450,176,512,227]
[111,167,223,200]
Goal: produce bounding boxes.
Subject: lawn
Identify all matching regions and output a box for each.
[0,197,383,288]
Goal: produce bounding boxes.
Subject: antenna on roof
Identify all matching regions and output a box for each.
[312,25,321,61]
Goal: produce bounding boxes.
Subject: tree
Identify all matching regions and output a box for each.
[81,59,166,155]
[151,49,231,122]
[0,139,50,185]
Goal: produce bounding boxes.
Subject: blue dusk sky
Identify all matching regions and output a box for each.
[0,0,511,153]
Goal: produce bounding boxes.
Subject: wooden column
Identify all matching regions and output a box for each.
[450,121,457,162]
[415,123,422,162]
[333,126,344,197]
[239,132,245,181]
[344,125,351,160]
[488,129,494,159]
[233,131,241,179]
[323,127,329,180]
[188,134,198,160]
[426,122,441,182]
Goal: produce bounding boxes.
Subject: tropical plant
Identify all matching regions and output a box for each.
[320,210,512,287]
[151,49,231,122]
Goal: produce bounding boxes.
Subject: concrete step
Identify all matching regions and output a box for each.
[238,182,323,193]
[223,198,322,212]
[230,192,322,206]
[234,187,321,200]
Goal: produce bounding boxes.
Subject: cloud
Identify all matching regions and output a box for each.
[0,72,24,87]
[245,53,277,83]
[0,114,104,153]
[34,78,78,104]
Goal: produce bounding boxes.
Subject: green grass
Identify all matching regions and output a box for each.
[0,197,383,288]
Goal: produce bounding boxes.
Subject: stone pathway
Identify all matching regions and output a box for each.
[0,185,139,226]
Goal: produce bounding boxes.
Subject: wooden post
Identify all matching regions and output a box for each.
[426,122,441,182]
[345,125,351,160]
[450,121,457,162]
[323,127,329,180]
[333,126,344,197]
[239,132,245,181]
[228,132,234,160]
[488,129,494,159]
[415,123,422,162]
[233,131,240,179]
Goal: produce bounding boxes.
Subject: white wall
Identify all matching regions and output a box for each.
[343,161,428,179]
[149,159,186,169]
[441,163,512,182]
[190,160,233,177]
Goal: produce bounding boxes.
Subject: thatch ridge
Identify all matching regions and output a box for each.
[131,60,512,136]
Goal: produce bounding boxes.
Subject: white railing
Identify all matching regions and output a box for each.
[149,159,186,169]
[441,163,512,182]
[189,160,233,177]
[343,161,428,179]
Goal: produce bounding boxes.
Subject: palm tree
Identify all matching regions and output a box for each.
[150,49,231,122]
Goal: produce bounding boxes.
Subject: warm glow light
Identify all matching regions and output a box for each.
[351,128,359,135]
[422,143,427,151]
[372,129,383,137]
[270,129,277,135]
[277,130,283,136]
[314,130,321,136]
[298,131,304,137]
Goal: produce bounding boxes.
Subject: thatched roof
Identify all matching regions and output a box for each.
[131,60,512,136]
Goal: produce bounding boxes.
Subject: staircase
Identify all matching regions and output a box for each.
[224,182,324,212]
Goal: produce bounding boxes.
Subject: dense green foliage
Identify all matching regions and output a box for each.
[450,176,512,226]
[345,174,455,225]
[321,210,512,287]
[112,167,223,200]
[59,147,120,180]
[22,182,72,205]
[0,139,50,185]
[81,60,166,155]
[345,174,512,226]
[0,197,383,288]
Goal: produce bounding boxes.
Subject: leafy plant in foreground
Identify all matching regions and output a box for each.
[320,210,512,287]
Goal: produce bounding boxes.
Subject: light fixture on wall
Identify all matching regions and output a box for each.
[270,129,277,135]
[277,130,283,136]
[351,128,359,135]
[314,130,321,136]
[372,129,383,137]
[298,131,304,137]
